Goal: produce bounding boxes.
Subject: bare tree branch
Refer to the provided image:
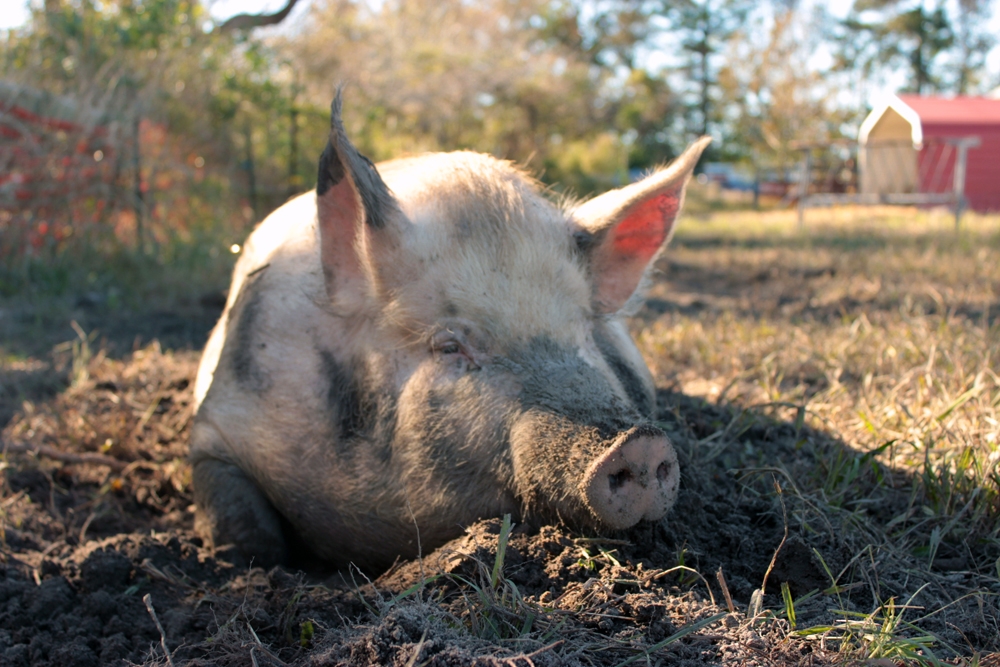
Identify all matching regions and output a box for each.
[218,0,299,33]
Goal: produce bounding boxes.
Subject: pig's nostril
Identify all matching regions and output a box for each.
[608,468,633,492]
[656,461,672,483]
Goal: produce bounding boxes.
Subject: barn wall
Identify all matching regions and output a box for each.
[920,124,1000,212]
[965,134,1000,211]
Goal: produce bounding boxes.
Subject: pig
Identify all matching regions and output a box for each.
[190,92,710,571]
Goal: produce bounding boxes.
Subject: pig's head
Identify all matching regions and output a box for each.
[316,93,708,539]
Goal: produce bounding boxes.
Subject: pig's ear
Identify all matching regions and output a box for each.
[316,90,403,301]
[571,137,710,314]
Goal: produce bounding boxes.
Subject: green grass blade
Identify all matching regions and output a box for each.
[490,513,512,590]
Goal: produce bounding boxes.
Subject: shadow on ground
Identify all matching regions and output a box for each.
[1,344,997,665]
[1,224,998,664]
[627,221,1000,331]
[0,291,225,429]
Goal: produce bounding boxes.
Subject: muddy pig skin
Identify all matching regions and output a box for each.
[190,93,710,571]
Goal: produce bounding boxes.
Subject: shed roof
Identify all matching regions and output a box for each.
[897,94,1000,125]
[859,94,1000,146]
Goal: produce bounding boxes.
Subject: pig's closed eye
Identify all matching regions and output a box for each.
[430,333,465,356]
[431,335,480,371]
[437,341,461,355]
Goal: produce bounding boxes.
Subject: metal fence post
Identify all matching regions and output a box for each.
[951,136,980,231]
[797,149,811,229]
[132,112,144,253]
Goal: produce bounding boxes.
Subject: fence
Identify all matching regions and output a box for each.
[793,136,980,229]
[0,81,138,260]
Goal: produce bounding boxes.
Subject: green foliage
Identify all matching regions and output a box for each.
[832,1,957,94]
[0,0,321,298]
[544,133,625,195]
[780,582,796,628]
[668,0,753,146]
[795,595,944,666]
[298,619,314,647]
[1,0,996,309]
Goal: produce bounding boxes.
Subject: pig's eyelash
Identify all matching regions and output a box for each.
[436,341,462,355]
[429,328,469,356]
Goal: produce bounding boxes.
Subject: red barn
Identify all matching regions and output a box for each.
[858,94,1000,212]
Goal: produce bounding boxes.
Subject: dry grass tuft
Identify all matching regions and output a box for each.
[634,205,1000,659]
[2,204,998,665]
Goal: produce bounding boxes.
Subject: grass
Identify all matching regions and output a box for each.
[2,202,999,664]
[634,204,1000,660]
[643,205,998,527]
[0,211,240,363]
[454,514,543,641]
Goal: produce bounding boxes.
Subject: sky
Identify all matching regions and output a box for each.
[2,0,998,98]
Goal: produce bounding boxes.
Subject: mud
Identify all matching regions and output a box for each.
[2,315,998,665]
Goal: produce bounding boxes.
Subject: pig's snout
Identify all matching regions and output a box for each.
[583,427,679,530]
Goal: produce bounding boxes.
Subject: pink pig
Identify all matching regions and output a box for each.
[191,93,710,570]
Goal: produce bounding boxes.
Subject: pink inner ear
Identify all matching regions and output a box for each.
[318,178,364,285]
[611,193,680,257]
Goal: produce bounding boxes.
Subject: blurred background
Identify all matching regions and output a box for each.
[0,0,998,344]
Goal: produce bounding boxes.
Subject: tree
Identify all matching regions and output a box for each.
[833,0,954,95]
[952,0,995,94]
[529,0,674,75]
[0,0,311,264]
[665,0,753,149]
[719,4,846,165]
[529,1,681,168]
[278,0,673,193]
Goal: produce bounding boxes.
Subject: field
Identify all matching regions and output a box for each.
[1,205,999,666]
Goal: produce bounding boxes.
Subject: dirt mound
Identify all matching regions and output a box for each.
[2,346,998,665]
[1,533,231,666]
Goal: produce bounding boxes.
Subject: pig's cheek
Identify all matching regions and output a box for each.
[484,369,522,401]
[401,359,465,409]
[435,353,475,378]
[393,364,441,432]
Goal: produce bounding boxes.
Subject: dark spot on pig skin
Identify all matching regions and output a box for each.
[593,327,653,416]
[229,280,271,394]
[572,226,611,263]
[572,229,598,256]
[444,302,459,317]
[319,351,368,441]
[316,140,345,194]
[427,389,445,412]
[353,152,392,230]
[454,219,473,240]
[318,351,394,463]
[414,377,516,500]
